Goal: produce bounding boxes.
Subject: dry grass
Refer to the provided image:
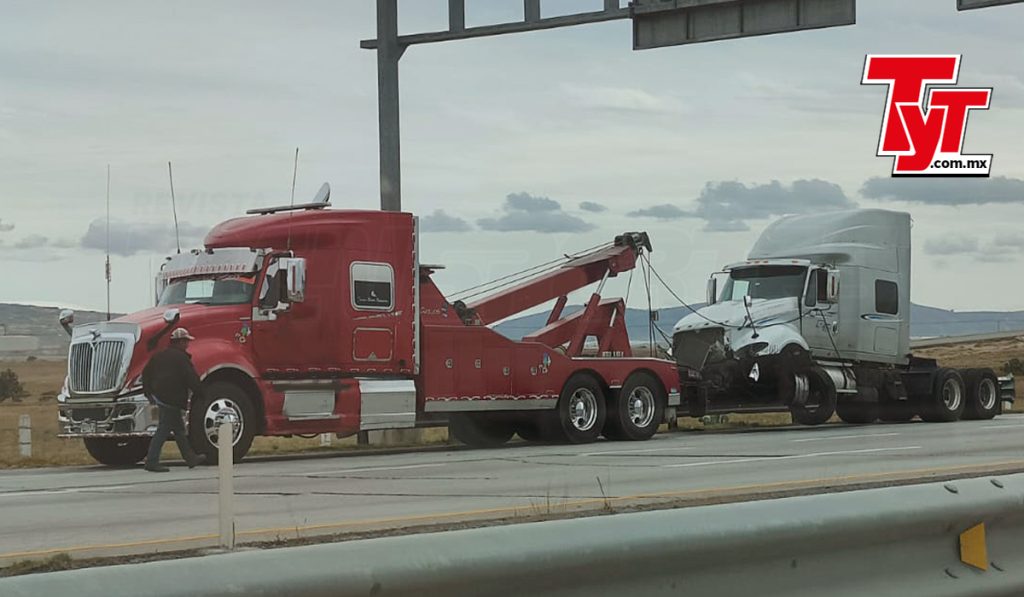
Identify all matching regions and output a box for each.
[3,338,1022,468]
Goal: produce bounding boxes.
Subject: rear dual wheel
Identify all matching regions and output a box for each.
[920,368,966,423]
[962,369,1000,420]
[605,372,665,441]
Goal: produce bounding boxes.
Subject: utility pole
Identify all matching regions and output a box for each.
[376,0,403,212]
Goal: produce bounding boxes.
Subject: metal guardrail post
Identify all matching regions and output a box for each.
[218,421,235,550]
[18,414,30,458]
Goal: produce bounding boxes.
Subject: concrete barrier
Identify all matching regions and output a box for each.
[3,473,1024,596]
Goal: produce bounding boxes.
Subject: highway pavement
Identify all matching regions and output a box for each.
[1,414,1023,564]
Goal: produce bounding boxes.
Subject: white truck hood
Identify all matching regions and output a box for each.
[672,297,799,333]
[672,297,805,358]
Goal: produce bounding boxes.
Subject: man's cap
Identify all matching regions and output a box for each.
[170,328,196,341]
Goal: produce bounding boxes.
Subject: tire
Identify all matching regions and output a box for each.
[449,414,515,448]
[836,400,879,424]
[963,368,1000,420]
[188,381,256,463]
[789,368,837,426]
[84,437,150,467]
[548,373,607,444]
[920,368,966,423]
[605,371,665,441]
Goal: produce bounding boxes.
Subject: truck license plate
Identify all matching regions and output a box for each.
[80,421,96,433]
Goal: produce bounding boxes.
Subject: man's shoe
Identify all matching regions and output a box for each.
[186,454,208,469]
[145,464,170,473]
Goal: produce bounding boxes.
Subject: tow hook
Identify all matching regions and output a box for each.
[749,363,760,382]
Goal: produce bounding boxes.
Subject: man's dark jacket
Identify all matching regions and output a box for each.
[142,345,204,409]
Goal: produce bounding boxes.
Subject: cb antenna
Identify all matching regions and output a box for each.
[287,147,299,251]
[105,164,112,321]
[168,161,181,254]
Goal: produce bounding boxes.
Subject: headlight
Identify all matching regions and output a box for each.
[737,342,770,358]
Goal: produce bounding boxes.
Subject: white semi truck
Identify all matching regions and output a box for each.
[671,209,1013,425]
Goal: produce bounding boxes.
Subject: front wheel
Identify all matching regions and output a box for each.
[605,371,665,441]
[789,368,836,426]
[84,437,150,467]
[920,369,965,423]
[188,381,256,463]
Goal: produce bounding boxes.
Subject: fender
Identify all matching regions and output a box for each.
[187,338,259,381]
[730,324,809,357]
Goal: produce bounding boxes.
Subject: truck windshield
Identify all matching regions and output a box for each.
[720,266,807,301]
[158,274,257,306]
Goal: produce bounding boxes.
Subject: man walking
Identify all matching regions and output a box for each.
[142,327,207,472]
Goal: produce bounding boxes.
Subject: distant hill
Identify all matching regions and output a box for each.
[494,303,1024,344]
[4,299,1024,359]
[0,303,121,357]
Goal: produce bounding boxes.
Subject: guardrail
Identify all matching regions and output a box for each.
[3,473,1024,596]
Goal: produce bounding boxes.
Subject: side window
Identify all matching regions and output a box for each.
[875,280,898,315]
[351,262,394,311]
[259,260,284,308]
[804,269,817,307]
[817,269,829,303]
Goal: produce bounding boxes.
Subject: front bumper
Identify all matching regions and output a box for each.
[58,391,159,438]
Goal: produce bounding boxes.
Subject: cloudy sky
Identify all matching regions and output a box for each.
[1,0,1022,316]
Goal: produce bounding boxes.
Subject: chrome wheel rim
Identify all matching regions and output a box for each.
[627,386,656,429]
[942,379,962,412]
[568,388,598,432]
[204,398,242,447]
[979,378,997,411]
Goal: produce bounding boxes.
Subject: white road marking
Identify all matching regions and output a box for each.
[304,463,446,476]
[980,424,1024,430]
[580,446,693,457]
[792,432,900,443]
[0,484,135,499]
[663,446,921,469]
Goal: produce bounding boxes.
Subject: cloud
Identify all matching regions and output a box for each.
[627,204,688,220]
[13,234,50,249]
[924,236,978,256]
[505,192,560,212]
[478,192,595,234]
[860,176,1024,205]
[578,201,606,213]
[628,179,856,232]
[993,233,1024,249]
[923,232,1022,263]
[0,219,13,232]
[420,209,471,233]
[561,84,686,115]
[81,219,207,256]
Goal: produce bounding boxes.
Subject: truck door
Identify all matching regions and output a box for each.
[800,268,841,358]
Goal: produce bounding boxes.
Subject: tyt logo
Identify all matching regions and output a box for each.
[862,55,992,177]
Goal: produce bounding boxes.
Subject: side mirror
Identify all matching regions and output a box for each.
[743,294,753,309]
[163,308,181,324]
[59,309,75,336]
[706,277,718,306]
[826,270,840,303]
[280,257,307,303]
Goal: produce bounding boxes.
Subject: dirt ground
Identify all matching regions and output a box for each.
[2,337,1020,467]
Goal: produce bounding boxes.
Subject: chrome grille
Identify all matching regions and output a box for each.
[69,340,127,393]
[673,328,725,371]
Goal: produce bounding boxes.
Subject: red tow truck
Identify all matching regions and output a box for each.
[57,187,680,464]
